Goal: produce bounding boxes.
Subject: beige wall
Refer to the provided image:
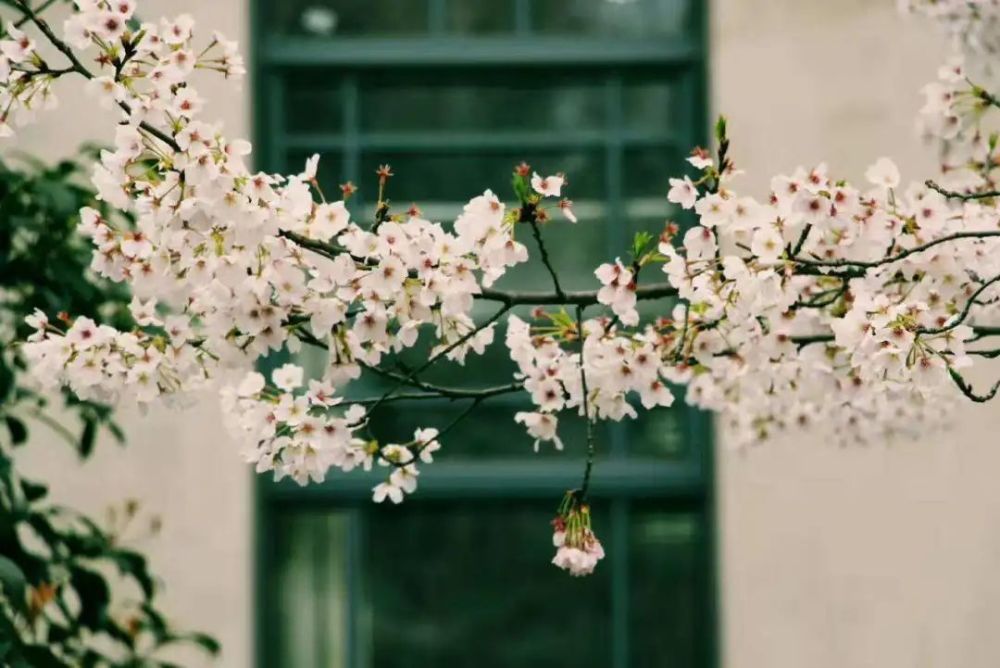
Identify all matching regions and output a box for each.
[7,2,252,667]
[714,2,1000,667]
[8,1,1000,667]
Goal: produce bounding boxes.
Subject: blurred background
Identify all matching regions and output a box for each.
[10,0,1000,666]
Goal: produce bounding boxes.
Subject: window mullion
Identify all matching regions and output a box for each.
[611,499,631,668]
[428,0,447,34]
[313,515,330,666]
[348,509,368,668]
[514,0,531,35]
[265,73,287,173]
[341,74,362,218]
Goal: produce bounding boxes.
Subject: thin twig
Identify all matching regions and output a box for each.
[479,282,677,307]
[12,0,89,74]
[360,362,523,400]
[363,305,512,417]
[348,391,492,406]
[435,397,484,441]
[576,305,596,500]
[280,230,355,262]
[528,219,565,300]
[925,179,1000,201]
[13,0,60,29]
[918,273,1000,336]
[795,230,1000,272]
[790,223,813,257]
[673,302,690,362]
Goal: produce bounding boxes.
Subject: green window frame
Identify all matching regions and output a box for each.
[251,2,715,666]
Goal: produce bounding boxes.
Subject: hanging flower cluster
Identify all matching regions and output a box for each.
[6,0,1000,574]
[551,492,605,577]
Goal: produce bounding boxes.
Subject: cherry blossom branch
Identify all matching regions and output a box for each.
[791,333,834,349]
[283,222,680,307]
[288,324,523,401]
[363,304,512,417]
[793,230,1000,272]
[948,367,1000,402]
[281,230,358,263]
[479,282,677,306]
[360,362,523,401]
[925,179,1000,201]
[11,0,182,152]
[969,326,1000,341]
[919,273,1000,335]
[792,278,848,309]
[11,0,86,73]
[12,0,1000,577]
[350,391,495,406]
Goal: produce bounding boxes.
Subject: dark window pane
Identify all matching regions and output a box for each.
[268,0,429,37]
[445,0,516,34]
[362,502,614,667]
[359,76,605,134]
[268,506,708,667]
[269,512,350,667]
[532,0,691,37]
[627,406,688,458]
[284,74,344,134]
[624,146,684,200]
[623,81,678,134]
[630,510,704,667]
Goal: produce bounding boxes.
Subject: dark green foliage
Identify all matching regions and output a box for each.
[0,151,218,666]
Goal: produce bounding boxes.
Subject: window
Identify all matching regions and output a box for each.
[252,1,714,666]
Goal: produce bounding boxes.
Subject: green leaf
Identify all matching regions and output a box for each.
[714,114,728,143]
[15,645,71,668]
[20,479,47,503]
[69,566,110,630]
[163,631,221,656]
[511,170,530,203]
[187,632,222,655]
[0,359,13,403]
[111,549,155,599]
[0,555,28,613]
[78,418,97,458]
[631,230,654,258]
[4,416,27,446]
[107,420,125,445]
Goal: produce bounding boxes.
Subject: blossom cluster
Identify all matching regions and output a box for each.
[658,153,985,446]
[9,0,564,501]
[219,364,441,494]
[508,311,676,454]
[900,0,1000,53]
[551,492,605,577]
[1,21,49,137]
